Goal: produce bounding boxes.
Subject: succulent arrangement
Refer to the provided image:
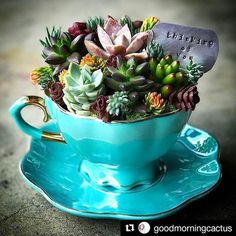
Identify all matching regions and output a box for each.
[31,16,206,122]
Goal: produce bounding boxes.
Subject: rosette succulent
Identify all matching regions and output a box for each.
[169,85,200,111]
[144,92,165,114]
[85,16,150,60]
[90,95,109,121]
[183,60,204,83]
[106,91,131,117]
[68,22,92,38]
[40,27,86,75]
[45,81,64,106]
[105,57,155,98]
[63,63,105,115]
[80,54,106,71]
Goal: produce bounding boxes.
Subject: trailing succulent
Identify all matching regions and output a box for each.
[31,15,207,122]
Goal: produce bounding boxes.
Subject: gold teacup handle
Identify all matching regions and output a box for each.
[10,96,66,143]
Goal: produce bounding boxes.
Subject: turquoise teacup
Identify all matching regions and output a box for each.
[10,96,191,191]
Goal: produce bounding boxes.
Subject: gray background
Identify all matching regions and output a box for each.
[0,0,235,235]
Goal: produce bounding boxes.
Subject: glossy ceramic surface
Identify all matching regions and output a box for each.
[20,122,221,220]
[10,96,191,190]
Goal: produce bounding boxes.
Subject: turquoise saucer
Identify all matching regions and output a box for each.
[19,123,221,220]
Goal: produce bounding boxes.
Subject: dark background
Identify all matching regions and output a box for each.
[0,0,235,235]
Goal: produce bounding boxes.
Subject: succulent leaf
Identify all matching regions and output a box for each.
[104,16,122,38]
[126,32,149,54]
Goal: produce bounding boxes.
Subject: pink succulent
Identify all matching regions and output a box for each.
[68,22,92,38]
[84,16,150,60]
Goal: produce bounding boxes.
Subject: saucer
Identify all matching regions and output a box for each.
[19,122,221,220]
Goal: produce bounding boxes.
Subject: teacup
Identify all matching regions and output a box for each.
[10,96,191,191]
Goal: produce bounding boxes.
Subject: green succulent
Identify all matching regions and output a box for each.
[86,17,105,31]
[105,57,155,97]
[119,15,136,36]
[140,16,159,32]
[63,63,105,115]
[31,66,54,88]
[149,55,186,98]
[40,27,86,75]
[146,40,163,60]
[106,91,131,117]
[183,60,204,83]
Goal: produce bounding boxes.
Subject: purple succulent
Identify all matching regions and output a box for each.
[45,81,64,106]
[90,95,110,122]
[68,22,92,38]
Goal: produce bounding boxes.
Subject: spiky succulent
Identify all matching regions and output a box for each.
[30,66,54,88]
[63,63,105,115]
[40,27,62,48]
[146,40,164,60]
[40,27,86,75]
[183,60,204,83]
[105,57,155,97]
[119,15,136,36]
[106,91,131,117]
[140,16,159,32]
[86,17,105,31]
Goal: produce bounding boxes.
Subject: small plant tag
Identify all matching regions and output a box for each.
[152,23,219,72]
